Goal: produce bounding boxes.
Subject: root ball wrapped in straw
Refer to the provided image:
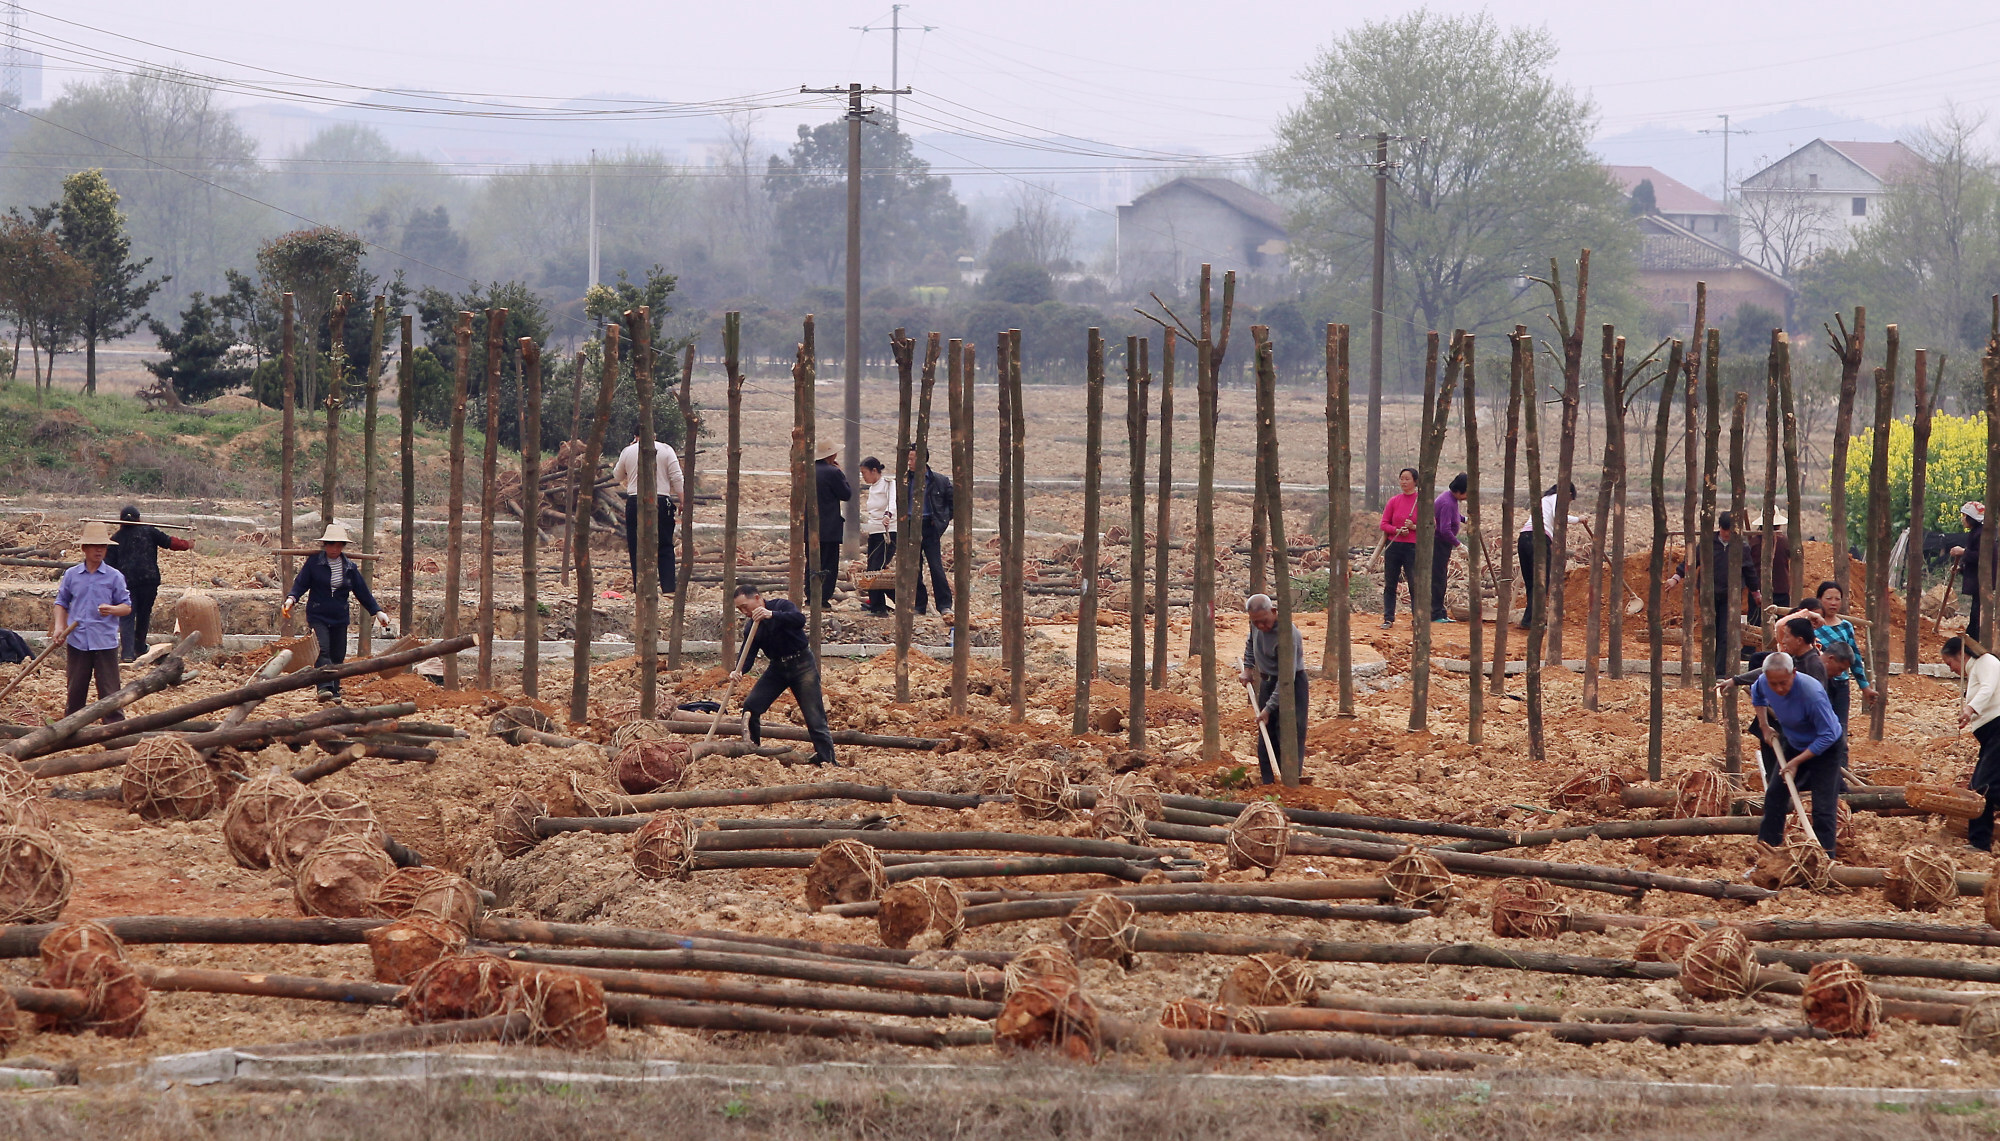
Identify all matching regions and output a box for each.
[614,738,691,796]
[1489,876,1568,939]
[366,916,468,985]
[39,919,126,969]
[0,825,72,924]
[1160,998,1264,1034]
[121,736,219,822]
[631,811,699,882]
[1106,772,1164,820]
[492,791,547,860]
[994,974,1100,1060]
[1679,927,1755,1000]
[609,719,674,753]
[293,832,398,918]
[804,838,886,910]
[1003,944,1080,998]
[876,877,964,950]
[0,756,34,800]
[369,866,454,918]
[223,769,308,870]
[1883,845,1957,912]
[507,968,608,1049]
[1633,918,1704,963]
[1062,892,1139,965]
[1090,790,1149,846]
[1217,952,1317,1007]
[1011,759,1077,821]
[1672,769,1731,819]
[1225,801,1289,874]
[1551,768,1626,813]
[1801,959,1878,1038]
[0,791,51,833]
[1383,847,1454,914]
[271,789,382,876]
[34,948,147,1037]
[407,873,482,929]
[1962,996,2000,1056]
[403,954,518,1023]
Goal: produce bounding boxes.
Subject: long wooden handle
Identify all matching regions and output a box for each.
[0,622,77,706]
[706,617,762,742]
[1768,734,1819,847]
[1245,681,1280,774]
[1937,554,1961,636]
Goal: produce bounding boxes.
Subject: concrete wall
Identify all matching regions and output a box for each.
[1118,184,1285,290]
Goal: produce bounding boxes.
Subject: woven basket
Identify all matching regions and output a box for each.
[852,558,898,592]
[1905,783,1985,819]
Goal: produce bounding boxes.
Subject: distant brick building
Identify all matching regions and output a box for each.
[1606,165,1732,244]
[1116,178,1288,292]
[1632,213,1794,333]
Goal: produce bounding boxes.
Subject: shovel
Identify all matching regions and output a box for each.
[0,621,77,706]
[706,616,762,742]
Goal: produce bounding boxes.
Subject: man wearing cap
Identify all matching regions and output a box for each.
[814,444,851,607]
[283,524,390,701]
[1954,503,1985,637]
[612,432,684,594]
[107,505,193,662]
[1237,594,1308,786]
[1748,512,1792,611]
[52,521,132,721]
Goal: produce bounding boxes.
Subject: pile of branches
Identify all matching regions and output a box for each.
[492,439,627,542]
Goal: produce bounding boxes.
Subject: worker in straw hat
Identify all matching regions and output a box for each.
[283,523,390,702]
[814,442,851,607]
[1953,503,1985,637]
[1747,510,1792,610]
[52,520,133,722]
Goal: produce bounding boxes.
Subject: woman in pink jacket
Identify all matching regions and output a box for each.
[1378,467,1419,628]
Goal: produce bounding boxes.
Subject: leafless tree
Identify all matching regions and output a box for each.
[1001,183,1075,268]
[1736,180,1835,281]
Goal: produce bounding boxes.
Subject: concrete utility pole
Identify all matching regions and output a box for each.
[855,5,936,124]
[802,81,910,552]
[587,149,600,289]
[1699,115,1750,206]
[1366,132,1389,511]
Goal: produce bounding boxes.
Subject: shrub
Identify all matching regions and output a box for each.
[1844,411,1987,547]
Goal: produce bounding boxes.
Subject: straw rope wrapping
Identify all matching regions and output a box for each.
[1883,845,1958,912]
[1011,758,1079,821]
[631,811,700,882]
[1672,769,1731,819]
[1159,997,1265,1035]
[270,789,382,876]
[35,948,147,1037]
[492,790,548,859]
[38,919,126,968]
[1217,952,1318,1007]
[121,735,220,822]
[1633,917,1704,963]
[609,718,675,753]
[1777,834,1844,894]
[1090,788,1149,846]
[368,865,454,918]
[506,968,609,1049]
[876,876,965,949]
[1003,943,1081,998]
[407,873,483,929]
[223,768,308,870]
[1961,995,2000,1056]
[804,837,888,909]
[1225,800,1289,874]
[567,773,623,818]
[1551,768,1626,813]
[365,916,469,985]
[403,953,519,1023]
[0,990,18,1051]
[0,756,35,799]
[994,974,1101,1060]
[1679,927,1756,1000]
[1383,847,1455,914]
[1785,798,1853,847]
[614,738,692,795]
[1062,892,1140,965]
[1801,959,1879,1039]
[0,825,72,923]
[0,790,52,833]
[1106,772,1165,820]
[1489,876,1569,939]
[293,832,399,918]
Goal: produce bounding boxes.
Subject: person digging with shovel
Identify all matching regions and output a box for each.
[730,585,837,766]
[1238,593,1308,786]
[283,524,391,702]
[1751,650,1846,859]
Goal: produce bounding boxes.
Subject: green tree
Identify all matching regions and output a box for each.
[56,169,168,395]
[983,262,1055,305]
[256,227,365,410]
[0,214,92,399]
[764,118,969,288]
[145,292,252,405]
[1265,11,1636,341]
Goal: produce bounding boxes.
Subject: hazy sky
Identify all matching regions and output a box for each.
[23,0,2000,180]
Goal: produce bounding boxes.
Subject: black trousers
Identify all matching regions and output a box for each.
[865,532,895,611]
[119,582,159,662]
[1430,536,1455,619]
[1516,533,1549,626]
[816,537,842,605]
[1825,675,1851,730]
[621,494,678,592]
[1969,719,2000,850]
[63,646,123,722]
[310,621,348,695]
[914,523,951,613]
[1757,734,1847,856]
[742,650,837,765]
[1710,594,1734,676]
[1382,541,1416,621]
[1254,673,1310,785]
[1968,572,1983,641]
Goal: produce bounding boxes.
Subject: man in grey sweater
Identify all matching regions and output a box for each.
[1237,593,1308,785]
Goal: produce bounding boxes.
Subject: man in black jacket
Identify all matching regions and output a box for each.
[108,505,192,661]
[904,445,954,615]
[729,585,836,765]
[1666,511,1761,676]
[283,524,391,701]
[1954,502,1985,639]
[814,445,851,606]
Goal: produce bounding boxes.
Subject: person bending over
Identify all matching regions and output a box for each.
[730,585,837,766]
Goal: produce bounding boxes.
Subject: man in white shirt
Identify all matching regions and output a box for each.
[1945,635,2000,850]
[857,456,896,615]
[611,434,685,593]
[1515,482,1581,629]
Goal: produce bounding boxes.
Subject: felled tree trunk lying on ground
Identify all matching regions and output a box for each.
[24,703,418,778]
[1244,1005,1829,1046]
[529,820,1183,863]
[821,877,1395,917]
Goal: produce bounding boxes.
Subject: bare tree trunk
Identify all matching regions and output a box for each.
[280,294,296,633]
[1608,336,1628,680]
[1583,325,1615,711]
[359,297,385,657]
[1985,297,2000,648]
[1196,330,1220,759]
[397,316,415,636]
[559,347,587,588]
[722,315,744,667]
[1249,450,1269,598]
[1153,329,1175,690]
[631,307,658,719]
[801,318,820,655]
[443,312,472,691]
[950,340,973,715]
[1906,349,1935,672]
[1680,284,1707,688]
[997,331,1017,719]
[1409,332,1460,732]
[1252,328,1301,785]
[1649,341,1685,782]
[910,334,939,701]
[1827,307,1865,603]
[1780,342,1804,620]
[1760,331,1782,654]
[1128,336,1149,752]
[1490,332,1521,696]
[1725,392,1747,776]
[1520,329,1546,762]
[892,330,916,704]
[1009,329,1028,723]
[1699,329,1720,718]
[1460,334,1483,744]
[1072,329,1105,735]
[478,308,507,691]
[520,338,542,700]
[670,342,696,670]
[1544,252,1589,663]
[571,325,621,723]
[1868,328,1898,743]
[321,293,349,543]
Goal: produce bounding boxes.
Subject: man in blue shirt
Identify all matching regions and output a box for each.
[1751,650,1847,857]
[729,585,836,766]
[52,520,133,722]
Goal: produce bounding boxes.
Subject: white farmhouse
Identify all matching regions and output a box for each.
[1734,139,1919,271]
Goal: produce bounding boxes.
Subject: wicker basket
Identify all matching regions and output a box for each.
[1905,783,1986,819]
[851,558,898,592]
